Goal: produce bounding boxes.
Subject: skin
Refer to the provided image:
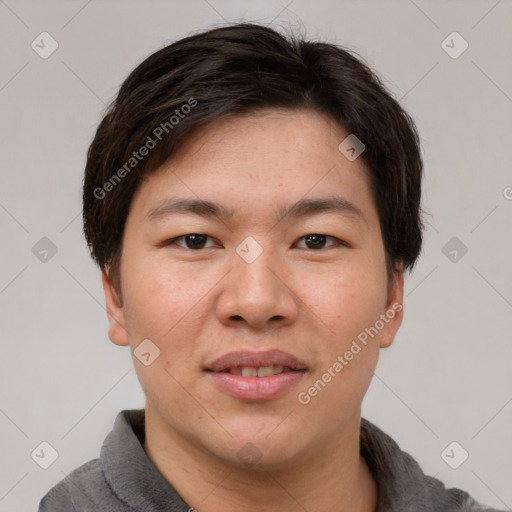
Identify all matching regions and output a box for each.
[102,108,404,512]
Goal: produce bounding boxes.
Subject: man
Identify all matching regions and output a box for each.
[39,22,502,512]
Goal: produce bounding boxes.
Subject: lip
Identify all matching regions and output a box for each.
[206,349,307,373]
[205,349,308,402]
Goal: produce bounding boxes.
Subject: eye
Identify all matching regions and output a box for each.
[164,234,217,250]
[295,234,345,250]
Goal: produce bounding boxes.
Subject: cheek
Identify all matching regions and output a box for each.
[296,270,386,420]
[121,259,206,406]
[301,260,389,402]
[121,255,204,348]
[301,261,388,340]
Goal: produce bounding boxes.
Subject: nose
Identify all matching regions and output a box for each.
[215,247,299,332]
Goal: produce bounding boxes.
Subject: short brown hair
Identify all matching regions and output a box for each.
[83,23,423,296]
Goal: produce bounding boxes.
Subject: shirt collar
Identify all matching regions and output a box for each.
[100,409,434,512]
[361,418,434,512]
[100,409,190,511]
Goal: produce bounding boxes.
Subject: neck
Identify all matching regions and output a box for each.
[142,404,377,512]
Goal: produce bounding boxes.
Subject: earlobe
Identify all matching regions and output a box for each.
[101,269,130,346]
[379,270,404,349]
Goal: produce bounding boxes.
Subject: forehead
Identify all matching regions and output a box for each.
[130,108,378,227]
[171,108,350,169]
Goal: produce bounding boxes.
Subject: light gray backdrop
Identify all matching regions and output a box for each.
[1,1,511,511]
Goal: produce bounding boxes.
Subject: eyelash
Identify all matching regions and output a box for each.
[162,234,348,251]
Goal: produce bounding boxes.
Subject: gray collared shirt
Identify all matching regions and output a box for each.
[38,409,504,511]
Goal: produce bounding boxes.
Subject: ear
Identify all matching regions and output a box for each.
[379,268,404,349]
[102,269,129,346]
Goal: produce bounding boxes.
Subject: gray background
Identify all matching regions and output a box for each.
[1,0,511,510]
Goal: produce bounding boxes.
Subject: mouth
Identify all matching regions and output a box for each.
[206,348,308,373]
[205,349,308,401]
[222,365,299,377]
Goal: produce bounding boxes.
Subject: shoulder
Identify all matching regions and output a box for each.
[360,419,505,512]
[422,473,504,512]
[37,458,127,512]
[38,409,145,512]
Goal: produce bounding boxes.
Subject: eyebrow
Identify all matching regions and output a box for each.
[146,196,365,224]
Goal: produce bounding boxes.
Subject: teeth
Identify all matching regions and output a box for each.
[257,366,274,377]
[231,365,287,377]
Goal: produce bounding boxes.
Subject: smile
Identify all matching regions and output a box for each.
[204,350,308,401]
[226,365,294,377]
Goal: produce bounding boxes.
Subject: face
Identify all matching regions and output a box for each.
[103,108,403,469]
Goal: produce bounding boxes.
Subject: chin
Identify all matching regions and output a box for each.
[205,422,310,471]
[221,444,305,472]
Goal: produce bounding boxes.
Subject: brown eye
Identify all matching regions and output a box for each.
[304,234,327,249]
[296,234,342,250]
[166,234,215,249]
[184,234,207,249]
